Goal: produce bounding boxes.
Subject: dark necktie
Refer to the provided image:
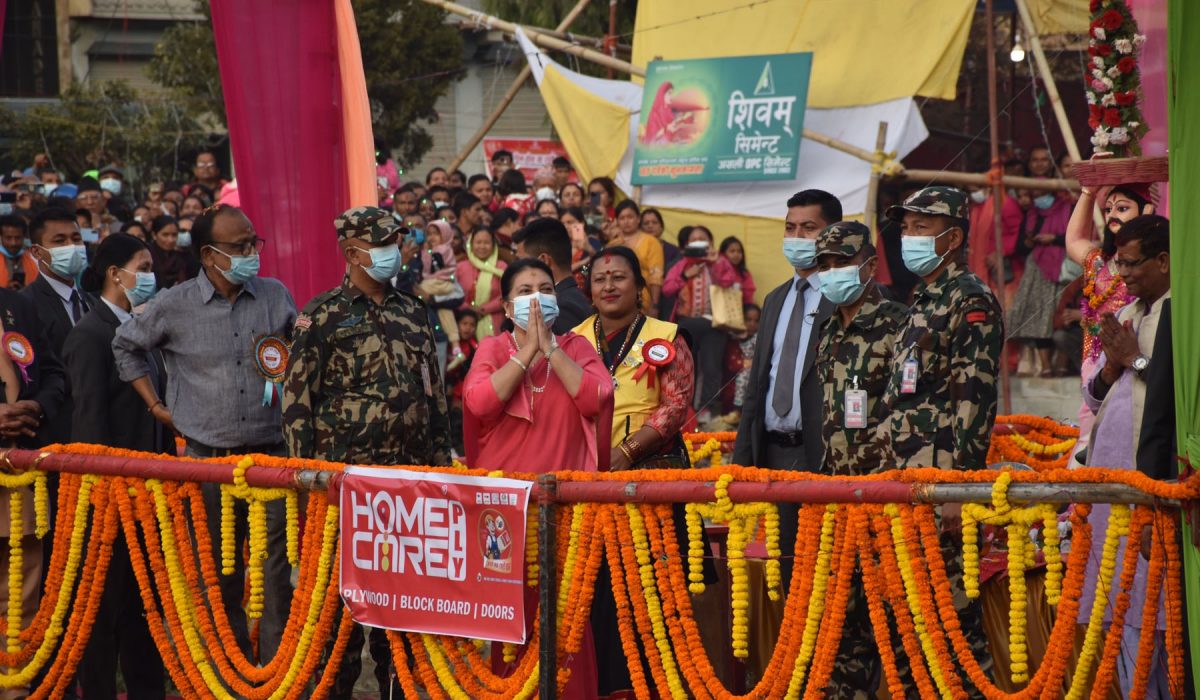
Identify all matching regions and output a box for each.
[771,278,808,418]
[69,289,84,324]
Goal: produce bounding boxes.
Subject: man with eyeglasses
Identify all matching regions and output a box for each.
[113,203,298,665]
[189,150,229,195]
[1081,214,1174,697]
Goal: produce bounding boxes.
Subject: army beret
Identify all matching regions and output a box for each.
[334,205,402,244]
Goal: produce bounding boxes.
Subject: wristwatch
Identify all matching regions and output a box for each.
[1131,354,1150,376]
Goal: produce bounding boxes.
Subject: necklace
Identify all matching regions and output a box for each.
[595,313,642,390]
[511,332,552,408]
[1081,250,1132,361]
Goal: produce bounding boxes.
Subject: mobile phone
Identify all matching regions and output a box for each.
[377,176,388,190]
[567,222,585,241]
[589,193,601,209]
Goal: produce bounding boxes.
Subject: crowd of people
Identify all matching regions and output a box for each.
[0,142,1177,699]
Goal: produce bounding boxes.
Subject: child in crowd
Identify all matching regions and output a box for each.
[417,221,466,367]
[445,309,480,457]
[719,236,757,304]
[732,304,761,411]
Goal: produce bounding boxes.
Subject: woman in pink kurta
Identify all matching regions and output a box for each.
[456,228,507,339]
[462,259,613,700]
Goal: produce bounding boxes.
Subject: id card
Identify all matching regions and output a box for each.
[421,364,433,397]
[844,388,868,429]
[901,357,919,394]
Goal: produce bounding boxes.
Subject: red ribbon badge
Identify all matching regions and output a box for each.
[631,338,675,389]
[3,332,34,384]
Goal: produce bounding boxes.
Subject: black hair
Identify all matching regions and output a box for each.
[676,225,694,249]
[80,232,148,294]
[1114,214,1169,258]
[425,167,447,185]
[719,236,746,273]
[552,156,571,170]
[613,199,640,219]
[513,218,572,269]
[491,150,513,162]
[786,189,842,226]
[455,307,479,324]
[586,246,646,293]
[451,192,481,217]
[182,193,207,213]
[498,169,527,197]
[561,206,586,223]
[393,183,417,198]
[687,225,714,244]
[150,215,178,236]
[743,302,761,317]
[451,169,467,182]
[427,184,449,199]
[191,203,242,255]
[29,207,77,245]
[535,199,560,218]
[0,215,27,235]
[123,222,148,240]
[560,182,585,200]
[489,207,520,233]
[469,226,497,248]
[499,257,555,301]
[467,174,491,190]
[1004,157,1028,176]
[640,207,664,227]
[588,177,616,203]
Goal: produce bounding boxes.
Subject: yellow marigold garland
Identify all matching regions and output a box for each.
[684,503,706,594]
[625,503,688,699]
[783,503,838,699]
[1065,504,1130,700]
[6,488,22,656]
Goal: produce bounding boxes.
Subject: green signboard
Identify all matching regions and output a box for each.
[632,53,813,185]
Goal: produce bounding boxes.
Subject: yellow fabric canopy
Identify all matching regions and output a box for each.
[540,64,630,184]
[631,0,976,108]
[1024,0,1090,35]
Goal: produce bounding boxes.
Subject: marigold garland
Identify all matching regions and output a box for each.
[1066,504,1130,700]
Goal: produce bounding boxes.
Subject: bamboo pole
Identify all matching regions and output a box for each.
[425,0,880,167]
[1013,0,1083,163]
[899,169,1079,192]
[985,0,1013,415]
[864,122,888,235]
[446,0,593,173]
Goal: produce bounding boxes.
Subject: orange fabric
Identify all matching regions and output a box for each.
[0,255,39,291]
[334,0,376,207]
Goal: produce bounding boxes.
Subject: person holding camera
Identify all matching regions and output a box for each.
[662,225,740,424]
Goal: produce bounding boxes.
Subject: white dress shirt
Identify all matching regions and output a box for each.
[100,296,132,325]
[42,272,84,326]
[764,273,821,433]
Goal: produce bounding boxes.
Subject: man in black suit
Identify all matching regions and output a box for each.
[512,217,593,333]
[22,207,95,444]
[733,189,840,585]
[0,287,66,700]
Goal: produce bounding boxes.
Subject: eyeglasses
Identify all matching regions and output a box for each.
[1113,255,1152,271]
[211,238,266,255]
[195,162,217,169]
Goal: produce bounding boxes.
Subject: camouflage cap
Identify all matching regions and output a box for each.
[334,206,402,243]
[815,221,871,259]
[885,186,970,222]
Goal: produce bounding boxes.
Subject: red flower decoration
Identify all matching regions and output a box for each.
[1103,108,1122,128]
[1089,116,1101,130]
[1090,0,1101,11]
[1101,9,1124,31]
[1088,43,1112,58]
[1117,56,1136,74]
[1089,104,1102,119]
[1115,91,1137,106]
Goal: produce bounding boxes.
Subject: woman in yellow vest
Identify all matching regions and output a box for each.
[572,246,693,469]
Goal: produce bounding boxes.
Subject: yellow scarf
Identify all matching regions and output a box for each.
[467,244,504,338]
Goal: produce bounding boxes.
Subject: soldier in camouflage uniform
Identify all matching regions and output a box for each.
[877,186,1002,697]
[809,221,909,698]
[282,205,451,699]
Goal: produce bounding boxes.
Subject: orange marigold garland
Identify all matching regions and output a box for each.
[1086,506,1150,700]
[1159,509,1185,697]
[1128,509,1166,700]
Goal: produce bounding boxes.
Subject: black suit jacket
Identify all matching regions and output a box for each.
[1137,298,1175,480]
[0,289,67,448]
[63,302,169,452]
[20,276,96,443]
[733,275,834,470]
[553,276,593,335]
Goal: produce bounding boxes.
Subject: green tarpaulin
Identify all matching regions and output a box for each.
[1168,0,1200,693]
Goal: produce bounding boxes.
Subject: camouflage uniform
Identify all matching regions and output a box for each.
[281,206,451,700]
[815,222,910,477]
[808,223,908,698]
[877,187,1001,698]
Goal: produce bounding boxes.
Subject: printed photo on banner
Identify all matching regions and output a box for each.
[483,137,578,183]
[632,52,812,185]
[338,467,533,644]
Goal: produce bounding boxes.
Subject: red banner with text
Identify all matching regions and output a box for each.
[483,137,572,182]
[339,467,533,643]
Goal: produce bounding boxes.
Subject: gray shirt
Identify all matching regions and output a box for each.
[113,270,297,449]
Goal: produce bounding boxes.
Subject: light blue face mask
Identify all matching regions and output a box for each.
[511,292,559,330]
[41,244,86,279]
[99,178,122,196]
[209,247,260,285]
[176,231,192,248]
[1033,194,1056,210]
[782,237,817,270]
[901,228,953,277]
[359,243,401,282]
[817,258,873,306]
[80,227,100,244]
[121,269,158,306]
